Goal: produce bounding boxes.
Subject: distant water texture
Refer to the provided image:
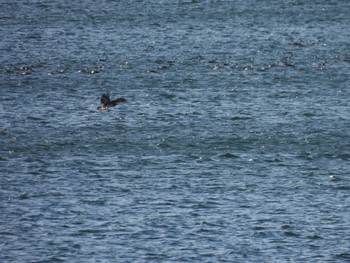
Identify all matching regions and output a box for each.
[1,1,350,262]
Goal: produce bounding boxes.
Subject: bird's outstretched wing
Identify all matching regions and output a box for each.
[111,97,126,103]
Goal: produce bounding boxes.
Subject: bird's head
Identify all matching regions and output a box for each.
[100,93,111,105]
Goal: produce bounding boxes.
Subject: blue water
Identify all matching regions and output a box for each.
[1,1,350,262]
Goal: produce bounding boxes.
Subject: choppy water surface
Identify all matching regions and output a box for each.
[1,1,350,262]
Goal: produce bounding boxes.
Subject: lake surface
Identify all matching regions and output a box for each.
[1,0,350,262]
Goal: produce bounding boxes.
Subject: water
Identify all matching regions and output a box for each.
[1,1,350,262]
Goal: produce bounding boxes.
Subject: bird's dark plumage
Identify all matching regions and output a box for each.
[98,93,126,110]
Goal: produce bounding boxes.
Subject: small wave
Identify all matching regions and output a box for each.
[220,152,239,159]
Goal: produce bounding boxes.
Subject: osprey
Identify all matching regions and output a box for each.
[97,93,126,110]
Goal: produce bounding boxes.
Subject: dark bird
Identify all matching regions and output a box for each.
[98,93,126,110]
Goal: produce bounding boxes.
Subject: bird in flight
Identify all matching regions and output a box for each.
[97,93,126,110]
